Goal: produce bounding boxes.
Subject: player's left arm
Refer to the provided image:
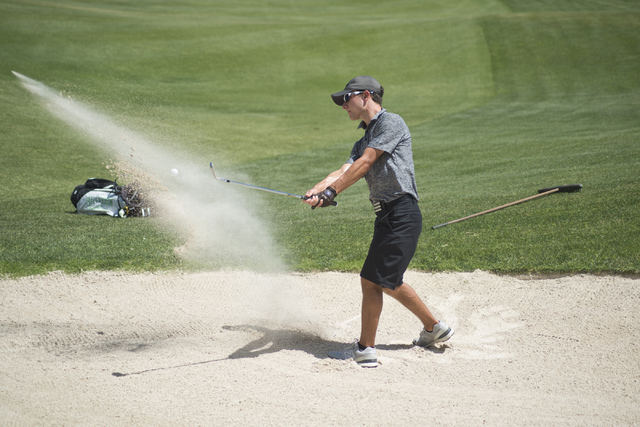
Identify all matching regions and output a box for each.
[331,147,384,194]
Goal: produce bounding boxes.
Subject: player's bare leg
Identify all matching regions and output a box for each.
[359,278,383,347]
[383,282,439,331]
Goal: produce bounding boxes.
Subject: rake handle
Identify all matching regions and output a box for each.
[432,188,560,229]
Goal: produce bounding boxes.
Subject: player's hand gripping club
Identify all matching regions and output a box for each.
[305,186,337,210]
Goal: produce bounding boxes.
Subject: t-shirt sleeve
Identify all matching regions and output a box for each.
[367,115,406,154]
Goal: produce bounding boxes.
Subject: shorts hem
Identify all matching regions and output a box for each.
[359,273,402,290]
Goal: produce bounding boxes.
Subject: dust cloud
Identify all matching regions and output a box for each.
[13,71,285,270]
[13,71,320,326]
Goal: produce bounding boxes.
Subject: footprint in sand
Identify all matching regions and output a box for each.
[431,295,525,360]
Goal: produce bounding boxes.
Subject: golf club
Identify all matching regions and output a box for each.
[432,184,582,229]
[210,162,337,207]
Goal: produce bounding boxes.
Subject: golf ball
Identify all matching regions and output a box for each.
[171,168,179,176]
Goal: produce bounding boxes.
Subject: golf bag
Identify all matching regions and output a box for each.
[71,178,127,217]
[71,178,153,218]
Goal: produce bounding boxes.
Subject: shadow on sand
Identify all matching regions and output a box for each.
[112,324,446,377]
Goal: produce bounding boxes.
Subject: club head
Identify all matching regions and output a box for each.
[209,162,220,180]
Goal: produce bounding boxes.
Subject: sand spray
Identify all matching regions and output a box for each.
[13,71,322,333]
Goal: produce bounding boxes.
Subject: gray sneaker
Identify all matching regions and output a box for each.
[413,321,454,347]
[328,342,378,368]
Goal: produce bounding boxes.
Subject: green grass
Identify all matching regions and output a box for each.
[1,0,638,277]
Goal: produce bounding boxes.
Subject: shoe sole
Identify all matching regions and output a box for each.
[328,351,378,367]
[434,327,454,344]
[356,359,378,368]
[413,327,455,347]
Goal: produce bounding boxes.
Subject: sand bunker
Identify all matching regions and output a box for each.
[1,269,638,425]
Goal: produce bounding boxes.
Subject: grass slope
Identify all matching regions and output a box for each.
[0,0,638,276]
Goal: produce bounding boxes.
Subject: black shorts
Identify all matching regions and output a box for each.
[360,195,422,290]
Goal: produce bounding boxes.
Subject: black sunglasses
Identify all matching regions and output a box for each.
[343,91,375,104]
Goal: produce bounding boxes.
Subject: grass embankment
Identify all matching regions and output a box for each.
[0,0,638,276]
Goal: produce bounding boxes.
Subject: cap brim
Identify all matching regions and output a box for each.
[331,90,349,106]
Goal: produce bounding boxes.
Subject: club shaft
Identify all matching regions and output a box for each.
[210,162,305,199]
[218,178,306,199]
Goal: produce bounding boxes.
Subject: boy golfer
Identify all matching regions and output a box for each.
[304,76,454,367]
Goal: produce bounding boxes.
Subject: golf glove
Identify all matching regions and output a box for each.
[313,187,337,209]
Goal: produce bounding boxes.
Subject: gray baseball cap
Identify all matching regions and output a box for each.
[331,76,382,106]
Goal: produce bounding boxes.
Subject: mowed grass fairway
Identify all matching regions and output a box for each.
[1,0,639,276]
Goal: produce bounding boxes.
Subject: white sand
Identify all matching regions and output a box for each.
[1,269,638,426]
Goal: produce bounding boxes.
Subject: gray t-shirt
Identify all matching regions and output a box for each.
[347,109,419,204]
